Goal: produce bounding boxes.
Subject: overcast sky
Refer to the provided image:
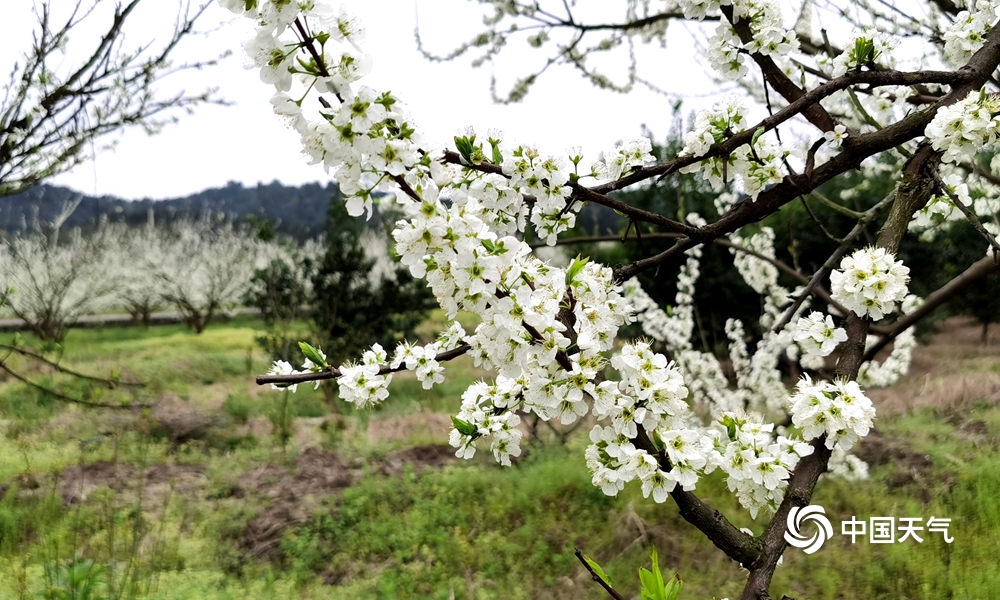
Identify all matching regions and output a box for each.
[6,1,734,200]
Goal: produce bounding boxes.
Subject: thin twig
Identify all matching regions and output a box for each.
[574,548,626,600]
[256,343,472,385]
[0,343,142,387]
[0,361,149,409]
[930,170,1000,257]
[773,193,895,332]
[864,254,1000,360]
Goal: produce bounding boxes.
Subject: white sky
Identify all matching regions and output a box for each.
[5,1,729,200]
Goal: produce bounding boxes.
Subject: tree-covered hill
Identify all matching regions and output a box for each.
[0,180,339,240]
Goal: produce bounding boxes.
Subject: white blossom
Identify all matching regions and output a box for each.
[793,312,848,357]
[830,247,910,320]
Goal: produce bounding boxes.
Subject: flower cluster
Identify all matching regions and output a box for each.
[986,222,1000,256]
[338,343,392,408]
[788,377,876,451]
[267,359,298,392]
[222,1,429,221]
[910,170,1000,242]
[942,0,1000,67]
[730,228,781,301]
[501,145,577,245]
[827,28,898,77]
[680,98,785,199]
[705,0,799,79]
[450,379,524,465]
[925,90,1000,165]
[392,341,446,389]
[233,0,899,524]
[716,413,814,518]
[583,341,714,502]
[592,138,656,182]
[830,246,910,320]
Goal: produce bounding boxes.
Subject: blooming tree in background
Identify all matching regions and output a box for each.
[230,1,1000,598]
[141,215,270,333]
[0,218,119,342]
[0,213,294,408]
[0,216,290,339]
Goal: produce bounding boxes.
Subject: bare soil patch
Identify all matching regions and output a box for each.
[853,429,937,501]
[868,316,1000,414]
[231,444,456,563]
[57,461,206,508]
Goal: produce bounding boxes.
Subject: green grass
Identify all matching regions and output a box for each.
[769,408,1000,600]
[1,316,998,599]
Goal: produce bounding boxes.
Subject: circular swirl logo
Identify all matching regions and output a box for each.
[784,505,833,554]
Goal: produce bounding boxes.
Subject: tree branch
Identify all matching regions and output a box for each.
[632,427,759,568]
[574,548,626,600]
[256,343,471,385]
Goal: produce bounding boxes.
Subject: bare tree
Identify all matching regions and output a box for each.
[0,0,220,196]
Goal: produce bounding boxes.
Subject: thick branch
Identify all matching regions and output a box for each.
[739,29,1000,598]
[740,439,833,600]
[592,68,966,196]
[721,5,835,132]
[633,427,759,568]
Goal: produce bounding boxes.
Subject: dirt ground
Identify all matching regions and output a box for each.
[868,316,1000,414]
[230,444,457,563]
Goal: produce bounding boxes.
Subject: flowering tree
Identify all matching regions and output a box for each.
[0,219,119,342]
[142,215,265,333]
[230,1,1000,598]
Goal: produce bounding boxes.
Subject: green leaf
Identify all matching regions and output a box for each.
[639,548,667,600]
[376,91,397,108]
[296,56,319,76]
[583,554,613,587]
[639,568,658,600]
[451,416,479,437]
[298,341,328,369]
[565,255,590,285]
[851,37,877,65]
[663,573,683,600]
[721,414,738,441]
[454,135,477,164]
[651,429,667,453]
[636,548,683,600]
[751,126,765,147]
[490,139,503,164]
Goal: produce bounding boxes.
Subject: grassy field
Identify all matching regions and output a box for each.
[1,315,998,599]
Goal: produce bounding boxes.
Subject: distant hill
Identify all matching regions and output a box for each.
[0,180,341,240]
[0,179,623,242]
